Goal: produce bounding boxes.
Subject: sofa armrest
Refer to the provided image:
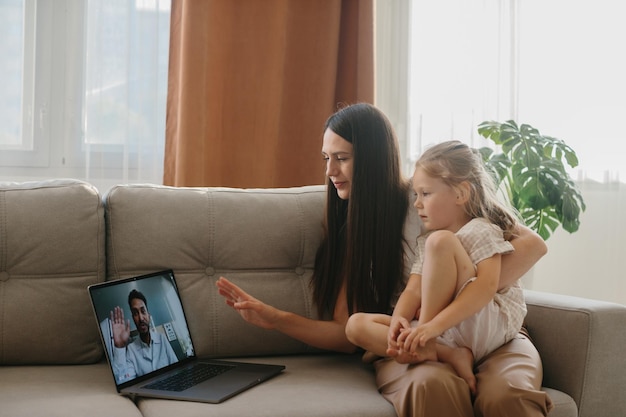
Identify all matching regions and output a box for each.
[524,290,626,417]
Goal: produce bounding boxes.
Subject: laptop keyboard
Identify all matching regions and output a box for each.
[144,362,234,392]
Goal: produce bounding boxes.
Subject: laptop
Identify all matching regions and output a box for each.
[88,269,285,403]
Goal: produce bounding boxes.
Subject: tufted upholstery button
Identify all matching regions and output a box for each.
[205,266,215,276]
[294,266,305,276]
[0,271,9,282]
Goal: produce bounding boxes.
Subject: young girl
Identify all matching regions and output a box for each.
[348,140,526,395]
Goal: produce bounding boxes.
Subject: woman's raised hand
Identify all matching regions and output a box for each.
[215,276,279,330]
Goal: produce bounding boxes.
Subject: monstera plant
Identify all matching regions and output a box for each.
[477,120,586,240]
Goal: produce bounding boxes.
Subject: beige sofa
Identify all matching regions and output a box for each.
[0,179,624,417]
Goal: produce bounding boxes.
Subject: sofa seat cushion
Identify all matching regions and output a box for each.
[0,356,577,417]
[0,363,142,417]
[137,354,396,417]
[135,354,577,417]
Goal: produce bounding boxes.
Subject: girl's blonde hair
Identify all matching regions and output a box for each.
[415,140,520,238]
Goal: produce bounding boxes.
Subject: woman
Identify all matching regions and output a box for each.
[216,103,552,416]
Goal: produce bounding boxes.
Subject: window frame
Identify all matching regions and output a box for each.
[0,0,52,167]
[0,0,169,178]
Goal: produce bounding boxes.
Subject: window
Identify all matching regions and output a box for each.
[0,0,48,166]
[0,0,171,192]
[516,0,626,183]
[377,0,626,183]
[406,0,514,160]
[0,0,32,150]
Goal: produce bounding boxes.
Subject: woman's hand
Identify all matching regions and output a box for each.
[500,224,547,289]
[216,276,355,353]
[216,276,279,330]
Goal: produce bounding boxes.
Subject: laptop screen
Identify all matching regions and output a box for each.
[89,270,196,388]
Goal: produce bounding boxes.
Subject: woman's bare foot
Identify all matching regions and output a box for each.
[446,347,476,394]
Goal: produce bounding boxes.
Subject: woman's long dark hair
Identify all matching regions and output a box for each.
[312,103,409,316]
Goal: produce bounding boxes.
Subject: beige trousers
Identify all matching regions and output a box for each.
[374,330,553,417]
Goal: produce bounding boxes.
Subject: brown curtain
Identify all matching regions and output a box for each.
[164,0,374,188]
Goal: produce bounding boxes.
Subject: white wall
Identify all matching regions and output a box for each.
[529,181,626,305]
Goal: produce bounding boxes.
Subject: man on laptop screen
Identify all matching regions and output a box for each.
[110,289,179,383]
[92,272,194,385]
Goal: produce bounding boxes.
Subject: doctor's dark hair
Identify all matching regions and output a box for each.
[312,103,410,315]
[128,289,148,311]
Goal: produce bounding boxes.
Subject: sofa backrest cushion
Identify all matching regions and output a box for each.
[0,179,105,365]
[104,184,326,357]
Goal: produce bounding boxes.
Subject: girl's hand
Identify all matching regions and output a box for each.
[216,276,279,330]
[402,322,441,352]
[387,316,410,351]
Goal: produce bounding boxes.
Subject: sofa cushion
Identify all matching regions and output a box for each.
[0,179,105,364]
[136,354,396,417]
[0,363,142,417]
[104,184,326,357]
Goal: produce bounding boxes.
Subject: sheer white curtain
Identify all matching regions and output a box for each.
[378,0,626,182]
[0,0,170,194]
[375,0,626,304]
[406,0,518,166]
[376,0,517,176]
[83,0,171,191]
[517,0,626,184]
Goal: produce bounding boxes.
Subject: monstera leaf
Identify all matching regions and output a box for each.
[478,120,586,240]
